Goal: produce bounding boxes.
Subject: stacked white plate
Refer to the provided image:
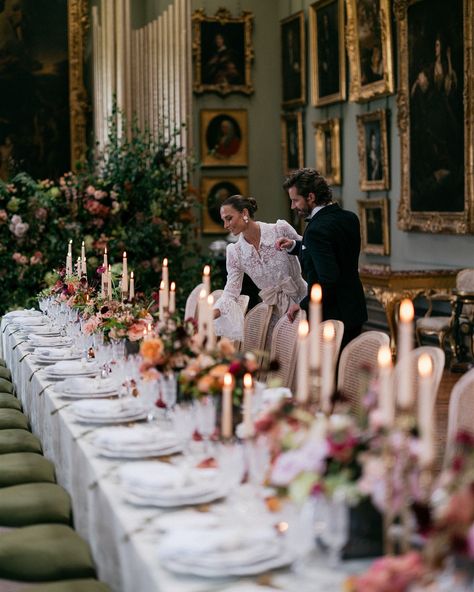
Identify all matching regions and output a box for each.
[157,524,293,577]
[24,326,61,337]
[70,398,148,424]
[13,316,48,328]
[120,462,228,507]
[4,309,42,318]
[93,425,182,458]
[43,360,99,379]
[56,377,119,399]
[29,336,73,348]
[34,348,82,365]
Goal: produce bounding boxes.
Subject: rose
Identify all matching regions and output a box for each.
[12,252,28,265]
[13,222,29,238]
[10,214,21,226]
[30,251,43,265]
[140,337,165,363]
[0,210,7,223]
[83,316,101,335]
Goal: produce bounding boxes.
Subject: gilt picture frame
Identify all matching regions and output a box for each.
[200,109,248,167]
[309,0,346,106]
[395,0,474,233]
[281,11,306,108]
[358,198,390,255]
[356,109,390,191]
[313,118,342,185]
[345,0,394,102]
[281,111,304,174]
[192,7,254,96]
[201,176,249,234]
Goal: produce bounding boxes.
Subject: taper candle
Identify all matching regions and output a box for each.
[107,264,112,296]
[162,258,169,293]
[81,241,86,276]
[309,284,322,370]
[159,280,165,320]
[206,294,216,351]
[221,372,233,439]
[397,299,414,409]
[202,265,211,295]
[122,251,128,294]
[198,288,207,341]
[129,271,135,300]
[66,240,73,275]
[321,322,335,413]
[377,345,394,427]
[296,319,309,402]
[169,282,176,314]
[243,373,254,438]
[418,353,434,467]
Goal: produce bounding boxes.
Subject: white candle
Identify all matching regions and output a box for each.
[107,264,112,297]
[103,247,108,269]
[397,299,414,409]
[206,294,216,351]
[169,282,176,314]
[162,258,169,293]
[129,272,135,300]
[222,372,233,439]
[81,240,86,276]
[309,284,322,370]
[243,373,254,438]
[76,257,81,277]
[122,251,128,295]
[296,319,309,402]
[418,354,435,467]
[377,345,394,427]
[197,288,207,341]
[321,322,335,413]
[202,265,211,295]
[159,280,165,320]
[66,240,73,275]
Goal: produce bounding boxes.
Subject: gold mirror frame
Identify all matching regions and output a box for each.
[356,109,390,191]
[68,0,88,167]
[395,0,474,233]
[358,197,390,255]
[313,117,342,185]
[345,0,394,102]
[192,8,254,96]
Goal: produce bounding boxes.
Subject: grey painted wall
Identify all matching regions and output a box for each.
[140,0,474,267]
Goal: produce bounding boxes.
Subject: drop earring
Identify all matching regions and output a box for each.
[243,216,249,223]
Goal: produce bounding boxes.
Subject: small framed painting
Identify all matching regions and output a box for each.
[313,118,342,185]
[356,109,389,191]
[201,176,249,234]
[200,109,248,167]
[281,11,306,107]
[281,111,304,174]
[358,198,390,255]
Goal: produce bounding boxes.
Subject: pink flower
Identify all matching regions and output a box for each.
[127,322,146,342]
[83,316,101,335]
[35,207,48,221]
[29,251,43,265]
[271,441,328,486]
[0,210,8,222]
[94,190,107,200]
[12,252,28,265]
[86,185,96,195]
[10,214,21,225]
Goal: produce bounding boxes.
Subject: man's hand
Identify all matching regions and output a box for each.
[287,303,300,323]
[275,237,294,251]
[213,309,221,319]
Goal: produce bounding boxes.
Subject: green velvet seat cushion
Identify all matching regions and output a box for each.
[0,429,42,454]
[0,524,96,581]
[0,409,29,430]
[0,378,13,393]
[0,367,12,381]
[0,359,6,367]
[20,580,111,592]
[0,393,21,410]
[0,483,71,527]
[0,452,55,487]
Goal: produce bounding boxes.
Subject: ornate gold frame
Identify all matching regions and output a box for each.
[281,11,306,108]
[200,109,248,167]
[281,111,304,174]
[358,198,390,255]
[201,176,249,234]
[356,109,390,191]
[310,0,346,106]
[313,118,342,186]
[395,0,474,233]
[68,0,88,167]
[192,8,254,96]
[346,0,394,102]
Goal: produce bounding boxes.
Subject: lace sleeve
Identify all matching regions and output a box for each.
[275,219,302,242]
[213,244,245,340]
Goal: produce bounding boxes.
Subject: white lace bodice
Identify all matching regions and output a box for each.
[214,220,307,340]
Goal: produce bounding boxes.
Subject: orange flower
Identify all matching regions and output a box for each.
[140,337,165,365]
[209,364,229,379]
[217,338,235,357]
[197,374,214,393]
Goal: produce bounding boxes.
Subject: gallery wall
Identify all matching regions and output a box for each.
[139,0,474,266]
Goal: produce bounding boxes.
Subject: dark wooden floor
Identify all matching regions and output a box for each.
[435,369,463,470]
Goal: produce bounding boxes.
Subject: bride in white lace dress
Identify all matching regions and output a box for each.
[213,195,306,341]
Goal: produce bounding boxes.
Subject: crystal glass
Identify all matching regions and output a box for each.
[321,495,349,567]
[194,396,216,455]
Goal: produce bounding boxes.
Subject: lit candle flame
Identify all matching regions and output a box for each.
[377,345,392,368]
[298,319,309,338]
[160,280,165,290]
[224,373,233,387]
[418,353,433,377]
[170,281,176,291]
[243,373,253,389]
[311,284,322,302]
[203,265,210,276]
[163,258,168,267]
[399,299,414,323]
[323,322,335,341]
[199,288,207,300]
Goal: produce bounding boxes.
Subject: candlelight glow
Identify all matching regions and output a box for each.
[298,319,309,338]
[207,295,214,306]
[199,288,207,300]
[377,345,392,368]
[131,271,134,279]
[170,281,176,291]
[399,299,414,323]
[123,251,127,258]
[104,246,107,253]
[323,322,335,341]
[224,373,233,387]
[311,284,322,302]
[160,280,165,290]
[203,265,210,276]
[163,258,168,267]
[418,353,433,377]
[243,373,253,389]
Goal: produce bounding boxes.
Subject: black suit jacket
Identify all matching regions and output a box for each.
[291,203,367,330]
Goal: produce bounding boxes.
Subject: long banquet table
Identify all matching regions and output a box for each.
[1,318,365,592]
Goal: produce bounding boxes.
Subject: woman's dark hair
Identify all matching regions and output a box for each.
[283,168,332,205]
[221,195,258,218]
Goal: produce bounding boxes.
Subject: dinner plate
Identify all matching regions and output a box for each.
[97,442,182,459]
[124,485,227,508]
[29,336,73,348]
[4,310,41,318]
[43,360,99,378]
[70,399,148,424]
[59,377,119,396]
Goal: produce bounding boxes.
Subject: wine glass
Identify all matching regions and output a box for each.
[194,396,216,456]
[321,495,349,567]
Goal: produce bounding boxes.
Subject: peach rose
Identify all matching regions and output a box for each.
[140,337,165,365]
[197,374,214,393]
[209,364,229,380]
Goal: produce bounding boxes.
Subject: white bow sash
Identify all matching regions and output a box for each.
[259,277,300,316]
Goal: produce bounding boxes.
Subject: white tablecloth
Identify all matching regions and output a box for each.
[1,318,366,592]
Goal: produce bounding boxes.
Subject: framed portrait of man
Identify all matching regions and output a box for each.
[345,0,394,102]
[313,118,342,185]
[201,177,249,234]
[0,0,87,181]
[281,111,304,174]
[396,0,474,233]
[281,11,306,108]
[200,110,248,167]
[309,0,346,107]
[356,109,389,191]
[192,7,254,96]
[358,198,390,255]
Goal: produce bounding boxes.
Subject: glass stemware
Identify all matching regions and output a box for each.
[321,495,349,567]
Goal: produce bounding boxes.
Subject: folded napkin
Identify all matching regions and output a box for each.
[37,348,76,359]
[120,462,218,491]
[61,376,118,394]
[72,399,146,418]
[94,425,177,449]
[48,360,98,374]
[5,309,41,318]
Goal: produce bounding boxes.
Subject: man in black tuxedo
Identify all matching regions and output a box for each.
[276,168,367,349]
